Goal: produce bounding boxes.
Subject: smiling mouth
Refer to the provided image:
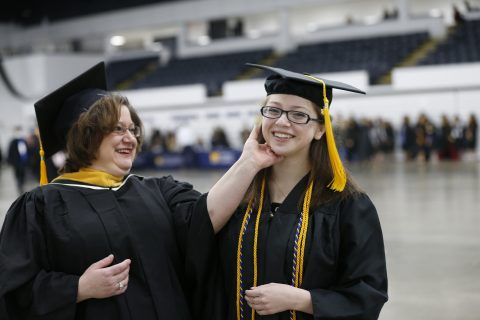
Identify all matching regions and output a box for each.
[273,132,294,139]
[116,148,133,155]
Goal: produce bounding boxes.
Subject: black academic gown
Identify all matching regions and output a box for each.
[217,175,388,320]
[0,174,215,320]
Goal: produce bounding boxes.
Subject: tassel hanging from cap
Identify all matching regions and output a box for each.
[36,132,49,185]
[322,103,346,191]
[304,74,346,192]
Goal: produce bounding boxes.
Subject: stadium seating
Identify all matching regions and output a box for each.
[264,32,429,84]
[419,18,480,65]
[128,49,272,96]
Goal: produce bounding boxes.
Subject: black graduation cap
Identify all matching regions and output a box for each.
[34,61,107,158]
[246,63,365,107]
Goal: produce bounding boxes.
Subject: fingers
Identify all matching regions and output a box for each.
[112,264,130,286]
[106,259,131,276]
[90,254,114,269]
[248,124,260,141]
[245,288,260,308]
[245,288,257,297]
[245,294,265,313]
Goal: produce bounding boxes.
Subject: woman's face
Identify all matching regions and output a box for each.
[261,94,324,159]
[91,105,138,176]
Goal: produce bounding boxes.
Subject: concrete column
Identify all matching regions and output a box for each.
[396,0,410,21]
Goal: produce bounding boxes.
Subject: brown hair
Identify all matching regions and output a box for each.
[62,94,143,173]
[243,99,361,209]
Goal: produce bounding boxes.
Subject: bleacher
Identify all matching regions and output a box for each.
[128,49,272,95]
[264,32,429,84]
[419,18,480,65]
[106,56,159,89]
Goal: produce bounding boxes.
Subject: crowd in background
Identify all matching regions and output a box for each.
[0,112,478,193]
[336,112,478,164]
[139,112,478,164]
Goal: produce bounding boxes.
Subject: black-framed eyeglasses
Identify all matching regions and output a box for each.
[112,124,141,138]
[260,106,320,124]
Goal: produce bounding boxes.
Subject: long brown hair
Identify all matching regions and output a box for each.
[242,100,361,209]
[62,94,144,173]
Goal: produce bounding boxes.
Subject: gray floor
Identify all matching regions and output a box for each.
[1,160,479,319]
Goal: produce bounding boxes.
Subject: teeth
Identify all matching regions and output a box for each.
[274,132,293,139]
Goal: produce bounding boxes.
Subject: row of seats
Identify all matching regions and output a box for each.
[128,49,271,95]
[255,33,429,84]
[419,19,480,65]
[106,56,159,89]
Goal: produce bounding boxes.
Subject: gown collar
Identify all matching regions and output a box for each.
[52,167,125,188]
[270,173,310,215]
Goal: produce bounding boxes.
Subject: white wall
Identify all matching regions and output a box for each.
[392,63,480,90]
[3,54,103,98]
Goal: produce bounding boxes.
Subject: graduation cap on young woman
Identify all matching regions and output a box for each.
[246,63,366,192]
[34,62,108,185]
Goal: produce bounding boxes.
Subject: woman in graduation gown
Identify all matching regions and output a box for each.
[0,62,282,320]
[215,64,388,320]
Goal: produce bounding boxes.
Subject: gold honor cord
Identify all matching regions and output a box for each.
[236,177,314,320]
[290,181,313,320]
[236,176,266,320]
[303,74,346,192]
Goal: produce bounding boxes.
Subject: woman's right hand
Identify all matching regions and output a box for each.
[76,254,131,303]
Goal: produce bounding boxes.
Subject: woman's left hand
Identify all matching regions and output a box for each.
[245,283,311,315]
[240,125,283,171]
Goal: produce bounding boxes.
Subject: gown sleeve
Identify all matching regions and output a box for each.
[156,175,218,320]
[310,194,388,320]
[0,190,79,320]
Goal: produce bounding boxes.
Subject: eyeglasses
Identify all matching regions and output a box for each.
[260,106,320,124]
[112,125,141,138]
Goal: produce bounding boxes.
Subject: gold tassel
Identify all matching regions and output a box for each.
[304,74,346,192]
[322,104,346,191]
[36,132,49,185]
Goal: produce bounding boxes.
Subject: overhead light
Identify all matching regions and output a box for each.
[429,8,442,18]
[247,29,261,39]
[198,35,211,45]
[110,35,126,46]
[364,15,379,25]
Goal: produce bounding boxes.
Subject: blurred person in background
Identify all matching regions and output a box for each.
[7,125,29,194]
[415,113,436,163]
[400,115,416,161]
[176,123,197,168]
[451,115,465,153]
[463,113,478,161]
[344,116,359,162]
[147,129,167,153]
[211,126,231,149]
[28,127,61,182]
[211,64,388,320]
[0,62,281,320]
[438,114,459,161]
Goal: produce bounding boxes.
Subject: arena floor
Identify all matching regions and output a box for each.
[1,160,479,320]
